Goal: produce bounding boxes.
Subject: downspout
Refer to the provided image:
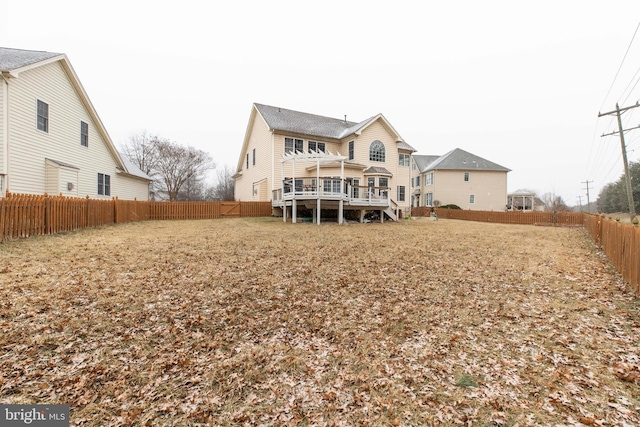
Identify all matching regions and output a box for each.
[1,73,9,194]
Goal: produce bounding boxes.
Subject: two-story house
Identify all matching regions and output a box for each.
[233,103,416,223]
[412,148,510,211]
[0,47,150,200]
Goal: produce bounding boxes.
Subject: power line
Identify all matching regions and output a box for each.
[599,19,640,112]
[598,102,639,218]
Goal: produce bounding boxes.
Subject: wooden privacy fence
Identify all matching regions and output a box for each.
[412,207,584,225]
[584,213,640,293]
[3,193,639,293]
[1,193,272,241]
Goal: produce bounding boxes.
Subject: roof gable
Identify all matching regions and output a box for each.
[2,47,148,181]
[236,103,414,173]
[416,148,510,172]
[255,103,361,140]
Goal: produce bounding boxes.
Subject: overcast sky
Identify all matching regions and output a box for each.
[3,1,640,206]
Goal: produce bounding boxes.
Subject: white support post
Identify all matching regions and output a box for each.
[317,158,321,225]
[292,158,297,223]
[339,159,345,225]
[380,209,384,223]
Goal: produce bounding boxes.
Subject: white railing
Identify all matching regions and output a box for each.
[272,178,390,208]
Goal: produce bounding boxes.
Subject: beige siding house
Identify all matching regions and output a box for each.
[234,103,416,223]
[0,47,150,199]
[412,149,510,211]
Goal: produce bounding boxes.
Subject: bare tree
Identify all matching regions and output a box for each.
[177,175,210,201]
[541,192,570,212]
[210,164,235,201]
[154,139,215,201]
[120,131,158,176]
[120,131,163,197]
[120,132,215,201]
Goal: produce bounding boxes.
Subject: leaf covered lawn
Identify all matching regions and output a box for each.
[0,217,639,426]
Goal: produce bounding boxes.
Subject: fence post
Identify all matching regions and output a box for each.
[113,196,118,224]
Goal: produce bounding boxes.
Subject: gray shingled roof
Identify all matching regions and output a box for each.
[119,153,153,180]
[363,166,392,175]
[255,103,372,140]
[413,155,440,171]
[415,148,510,172]
[0,47,61,71]
[398,141,417,152]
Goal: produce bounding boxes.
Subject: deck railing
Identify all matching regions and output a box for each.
[272,178,390,207]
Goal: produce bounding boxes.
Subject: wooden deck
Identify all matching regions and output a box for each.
[272,178,399,223]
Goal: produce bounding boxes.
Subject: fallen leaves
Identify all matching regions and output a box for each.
[0,217,639,426]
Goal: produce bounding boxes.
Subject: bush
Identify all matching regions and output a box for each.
[440,204,461,210]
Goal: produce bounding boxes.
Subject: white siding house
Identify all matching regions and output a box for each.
[234,103,416,223]
[412,149,510,211]
[0,47,150,199]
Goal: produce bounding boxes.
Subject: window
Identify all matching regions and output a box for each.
[285,137,303,154]
[464,172,470,182]
[369,140,385,162]
[246,153,249,169]
[470,194,475,204]
[80,121,88,147]
[425,192,433,206]
[352,178,360,198]
[425,173,433,186]
[416,175,420,187]
[323,177,341,193]
[398,153,410,166]
[37,100,48,132]
[308,141,325,153]
[252,148,256,166]
[397,186,405,202]
[411,177,414,188]
[98,173,110,196]
[348,140,354,160]
[378,177,388,196]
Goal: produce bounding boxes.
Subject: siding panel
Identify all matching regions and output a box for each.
[6,61,148,200]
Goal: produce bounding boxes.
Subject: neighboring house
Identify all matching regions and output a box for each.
[412,148,510,211]
[233,103,416,223]
[507,190,545,212]
[0,47,150,200]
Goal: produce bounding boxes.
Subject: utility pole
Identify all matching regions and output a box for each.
[581,180,593,213]
[598,102,638,219]
[577,195,583,212]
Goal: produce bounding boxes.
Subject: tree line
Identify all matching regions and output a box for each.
[120,132,235,201]
[596,161,640,214]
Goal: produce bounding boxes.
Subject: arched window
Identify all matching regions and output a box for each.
[369,140,385,162]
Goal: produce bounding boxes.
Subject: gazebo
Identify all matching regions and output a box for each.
[507,190,537,212]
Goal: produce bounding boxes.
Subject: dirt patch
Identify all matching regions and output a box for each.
[0,217,638,426]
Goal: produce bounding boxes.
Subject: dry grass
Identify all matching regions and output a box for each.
[1,217,639,426]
